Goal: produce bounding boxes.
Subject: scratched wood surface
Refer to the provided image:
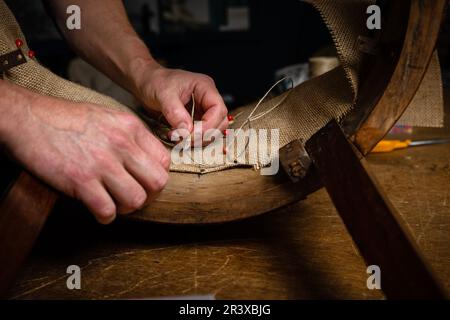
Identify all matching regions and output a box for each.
[6,91,450,300]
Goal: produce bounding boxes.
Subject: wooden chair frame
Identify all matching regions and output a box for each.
[0,0,448,298]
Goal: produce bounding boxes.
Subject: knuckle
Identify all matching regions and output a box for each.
[202,75,215,85]
[151,171,169,193]
[129,150,148,169]
[118,112,141,130]
[91,149,116,170]
[130,189,147,210]
[132,149,151,169]
[160,151,171,170]
[63,162,93,189]
[164,106,183,123]
[108,130,134,150]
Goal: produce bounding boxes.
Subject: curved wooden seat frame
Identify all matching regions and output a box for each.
[136,0,448,224]
[0,0,448,296]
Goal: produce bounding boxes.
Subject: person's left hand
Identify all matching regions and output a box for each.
[134,64,229,141]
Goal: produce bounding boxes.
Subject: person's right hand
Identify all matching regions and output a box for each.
[0,81,170,224]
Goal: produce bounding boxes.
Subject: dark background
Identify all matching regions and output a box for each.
[4,0,450,108]
[5,0,333,108]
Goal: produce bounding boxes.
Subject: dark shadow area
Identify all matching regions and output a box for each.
[31,194,341,299]
[5,0,332,108]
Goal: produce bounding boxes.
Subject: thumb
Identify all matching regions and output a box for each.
[160,94,193,132]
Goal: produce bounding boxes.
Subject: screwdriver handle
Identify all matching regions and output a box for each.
[371,140,412,153]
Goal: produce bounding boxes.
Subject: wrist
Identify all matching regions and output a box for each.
[0,80,28,146]
[128,55,163,98]
[119,36,163,97]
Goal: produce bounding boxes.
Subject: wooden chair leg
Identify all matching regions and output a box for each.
[305,120,446,299]
[0,172,57,297]
[1,120,446,299]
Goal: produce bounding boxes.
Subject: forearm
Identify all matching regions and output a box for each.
[44,0,160,96]
[44,0,228,133]
[0,80,170,225]
[0,80,30,146]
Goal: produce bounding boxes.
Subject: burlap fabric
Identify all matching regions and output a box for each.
[170,0,369,173]
[0,0,443,175]
[397,52,444,127]
[0,0,128,112]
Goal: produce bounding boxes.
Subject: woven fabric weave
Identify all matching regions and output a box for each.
[171,0,371,173]
[0,1,128,112]
[397,52,444,127]
[0,0,443,175]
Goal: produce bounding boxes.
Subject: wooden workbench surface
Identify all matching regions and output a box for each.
[6,93,450,300]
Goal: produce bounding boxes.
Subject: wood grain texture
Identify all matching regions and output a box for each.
[0,172,58,297]
[6,123,450,299]
[1,0,445,226]
[355,0,448,154]
[133,0,447,223]
[131,167,320,224]
[6,90,450,299]
[306,120,446,299]
[0,0,447,297]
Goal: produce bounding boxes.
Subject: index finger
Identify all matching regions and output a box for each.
[194,84,228,133]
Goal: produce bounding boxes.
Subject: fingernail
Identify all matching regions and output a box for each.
[100,212,116,225]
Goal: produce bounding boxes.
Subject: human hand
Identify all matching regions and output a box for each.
[134,64,229,142]
[1,82,170,224]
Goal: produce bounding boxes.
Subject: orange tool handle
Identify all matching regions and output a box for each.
[371,140,412,153]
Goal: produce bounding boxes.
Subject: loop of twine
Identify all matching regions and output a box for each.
[229,77,293,168]
[148,78,294,169]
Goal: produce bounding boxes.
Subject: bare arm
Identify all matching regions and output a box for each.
[44,0,153,96]
[0,79,169,224]
[44,0,228,134]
